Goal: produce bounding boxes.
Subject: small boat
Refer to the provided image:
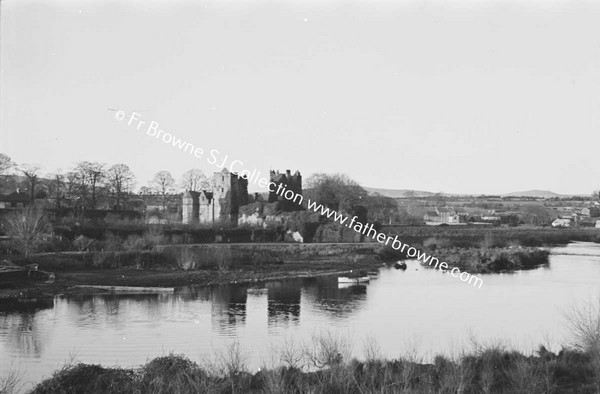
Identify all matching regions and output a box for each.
[338,269,370,284]
[394,261,407,270]
[338,276,370,284]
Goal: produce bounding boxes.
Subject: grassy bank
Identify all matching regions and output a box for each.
[383,226,600,249]
[428,247,551,274]
[0,244,384,301]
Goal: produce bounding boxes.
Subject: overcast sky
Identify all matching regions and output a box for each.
[1,0,599,195]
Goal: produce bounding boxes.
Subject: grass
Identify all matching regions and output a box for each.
[428,246,551,273]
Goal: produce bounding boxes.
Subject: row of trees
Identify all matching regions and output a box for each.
[2,152,399,222]
[0,152,213,209]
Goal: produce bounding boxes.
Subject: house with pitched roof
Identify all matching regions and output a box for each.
[424,206,461,225]
[0,189,30,209]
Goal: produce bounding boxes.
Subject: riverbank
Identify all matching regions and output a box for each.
[2,226,597,301]
[383,225,600,249]
[22,344,600,394]
[0,243,385,301]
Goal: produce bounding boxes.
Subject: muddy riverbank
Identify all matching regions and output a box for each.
[0,243,385,301]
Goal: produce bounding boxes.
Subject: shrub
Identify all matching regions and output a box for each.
[73,235,95,252]
[422,237,452,251]
[143,225,167,247]
[565,296,600,356]
[2,207,51,256]
[25,335,600,394]
[139,354,209,393]
[30,363,136,394]
[102,232,124,252]
[39,234,74,253]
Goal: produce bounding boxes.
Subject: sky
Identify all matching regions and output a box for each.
[1,0,599,195]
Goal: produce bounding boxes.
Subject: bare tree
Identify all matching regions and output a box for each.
[64,171,80,199]
[75,161,106,209]
[0,153,14,175]
[45,171,65,208]
[3,207,50,257]
[107,164,136,209]
[180,169,210,192]
[150,170,175,208]
[20,164,41,202]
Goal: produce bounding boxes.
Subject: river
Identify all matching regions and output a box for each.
[2,242,600,391]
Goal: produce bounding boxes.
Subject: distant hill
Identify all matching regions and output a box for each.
[501,190,565,198]
[364,187,583,199]
[364,187,436,198]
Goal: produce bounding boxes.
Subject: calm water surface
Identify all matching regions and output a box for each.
[2,242,600,390]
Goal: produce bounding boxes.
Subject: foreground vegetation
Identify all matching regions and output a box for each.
[23,341,600,393]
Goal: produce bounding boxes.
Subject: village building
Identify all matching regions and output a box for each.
[0,189,30,210]
[424,207,462,225]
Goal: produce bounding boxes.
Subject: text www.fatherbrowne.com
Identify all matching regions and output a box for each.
[116,111,483,289]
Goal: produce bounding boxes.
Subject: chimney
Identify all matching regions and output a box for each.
[286,169,291,177]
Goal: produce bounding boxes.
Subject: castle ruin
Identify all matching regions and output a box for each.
[182,168,249,226]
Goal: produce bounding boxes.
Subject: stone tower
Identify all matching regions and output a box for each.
[182,191,200,224]
[212,168,249,225]
[269,169,302,211]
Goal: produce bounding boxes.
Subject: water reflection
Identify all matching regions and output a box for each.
[176,286,211,302]
[211,285,247,334]
[0,311,50,358]
[303,276,368,318]
[0,298,54,359]
[0,298,54,313]
[266,279,301,326]
[61,294,168,328]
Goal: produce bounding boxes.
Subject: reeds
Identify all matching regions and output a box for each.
[168,246,233,271]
